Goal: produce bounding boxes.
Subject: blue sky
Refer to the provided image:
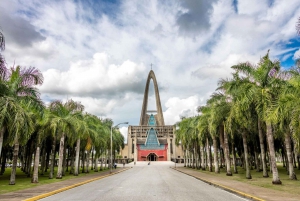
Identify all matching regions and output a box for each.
[280,38,300,68]
[1,0,300,140]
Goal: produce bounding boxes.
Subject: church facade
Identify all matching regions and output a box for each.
[120,70,183,162]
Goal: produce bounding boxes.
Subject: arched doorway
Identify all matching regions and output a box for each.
[147,153,157,161]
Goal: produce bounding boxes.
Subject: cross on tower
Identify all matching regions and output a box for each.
[151,63,153,70]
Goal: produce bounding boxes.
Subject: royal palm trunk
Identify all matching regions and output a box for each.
[85,151,90,173]
[219,125,224,168]
[104,154,107,169]
[223,126,232,176]
[45,150,50,172]
[49,137,56,179]
[0,127,4,157]
[188,150,192,167]
[266,122,281,184]
[200,145,205,170]
[40,145,46,175]
[29,151,34,177]
[32,142,40,183]
[94,154,98,172]
[258,120,268,177]
[1,150,6,175]
[100,155,103,171]
[195,150,199,169]
[283,147,287,169]
[9,138,19,185]
[212,136,219,173]
[82,150,85,173]
[232,141,238,174]
[91,150,94,170]
[193,146,196,169]
[207,138,212,172]
[183,149,187,167]
[56,134,65,179]
[62,140,67,176]
[74,138,80,176]
[254,151,260,172]
[198,148,201,169]
[284,129,297,180]
[293,152,297,168]
[69,147,74,174]
[21,146,26,172]
[242,131,251,179]
[26,143,34,177]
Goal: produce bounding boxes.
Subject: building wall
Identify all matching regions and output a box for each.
[119,126,184,162]
[118,70,184,162]
[137,145,167,161]
[120,144,129,158]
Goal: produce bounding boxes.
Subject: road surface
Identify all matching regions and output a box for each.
[41,162,248,201]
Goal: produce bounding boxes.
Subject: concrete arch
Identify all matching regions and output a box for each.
[139,70,165,126]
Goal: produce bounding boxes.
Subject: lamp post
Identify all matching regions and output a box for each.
[110,122,128,174]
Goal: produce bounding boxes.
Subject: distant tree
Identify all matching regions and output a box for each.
[0,30,4,51]
[0,30,6,80]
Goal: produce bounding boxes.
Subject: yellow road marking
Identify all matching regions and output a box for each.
[172,168,265,201]
[23,168,130,201]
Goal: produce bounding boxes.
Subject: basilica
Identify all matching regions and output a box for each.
[120,70,184,162]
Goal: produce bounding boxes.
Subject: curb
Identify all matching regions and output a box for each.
[23,168,130,201]
[172,168,265,201]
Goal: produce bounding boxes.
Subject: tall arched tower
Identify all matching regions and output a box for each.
[123,70,183,163]
[139,70,165,126]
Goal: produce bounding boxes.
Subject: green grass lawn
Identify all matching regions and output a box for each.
[192,163,300,196]
[0,167,110,195]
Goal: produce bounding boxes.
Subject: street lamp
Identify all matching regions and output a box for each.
[110,122,128,173]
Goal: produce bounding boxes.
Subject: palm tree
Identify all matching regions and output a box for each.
[0,65,43,185]
[72,113,92,176]
[31,104,46,183]
[232,51,283,184]
[267,67,300,180]
[221,71,268,177]
[198,105,219,173]
[176,117,199,168]
[208,92,232,176]
[112,127,125,163]
[94,120,110,171]
[45,99,84,179]
[219,72,257,179]
[175,118,191,167]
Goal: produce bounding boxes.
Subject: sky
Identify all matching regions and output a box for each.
[1,0,300,142]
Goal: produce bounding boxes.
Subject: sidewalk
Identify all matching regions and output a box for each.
[174,167,299,201]
[0,167,130,201]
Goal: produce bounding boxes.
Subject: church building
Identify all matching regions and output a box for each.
[120,70,183,162]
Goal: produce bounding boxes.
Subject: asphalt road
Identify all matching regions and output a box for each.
[41,162,248,201]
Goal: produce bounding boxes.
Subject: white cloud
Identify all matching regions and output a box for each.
[294,49,300,60]
[39,52,147,116]
[40,52,146,97]
[119,126,128,143]
[1,0,300,126]
[163,95,203,125]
